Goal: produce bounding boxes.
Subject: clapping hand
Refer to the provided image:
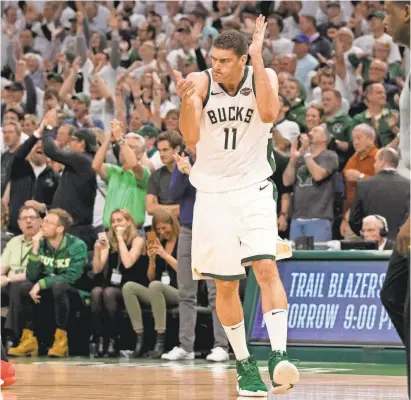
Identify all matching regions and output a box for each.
[111,119,124,142]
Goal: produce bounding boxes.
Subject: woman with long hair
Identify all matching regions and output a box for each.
[122,208,179,358]
[91,209,147,357]
[305,104,325,133]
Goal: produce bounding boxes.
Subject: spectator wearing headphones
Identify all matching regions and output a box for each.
[361,215,395,251]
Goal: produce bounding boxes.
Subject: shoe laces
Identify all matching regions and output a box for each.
[241,361,262,385]
[269,351,300,366]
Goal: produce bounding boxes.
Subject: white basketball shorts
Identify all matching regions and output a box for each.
[191,179,278,281]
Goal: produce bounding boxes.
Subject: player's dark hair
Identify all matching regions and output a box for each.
[213,30,248,58]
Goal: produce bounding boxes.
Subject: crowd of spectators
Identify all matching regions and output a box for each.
[1,0,409,359]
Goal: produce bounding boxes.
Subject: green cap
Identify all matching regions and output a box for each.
[138,125,160,138]
[368,11,386,20]
[72,92,91,106]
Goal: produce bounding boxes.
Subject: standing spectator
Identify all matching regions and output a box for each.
[56,124,75,150]
[162,152,229,362]
[7,134,59,235]
[92,121,151,232]
[283,126,339,243]
[342,124,378,213]
[322,89,354,168]
[361,215,395,251]
[1,121,21,196]
[146,131,183,216]
[284,77,307,130]
[138,125,163,170]
[64,93,104,131]
[265,14,294,56]
[42,110,98,250]
[349,148,410,239]
[298,15,332,59]
[304,104,325,134]
[293,34,319,88]
[91,209,147,357]
[8,209,88,358]
[1,206,41,348]
[353,83,399,147]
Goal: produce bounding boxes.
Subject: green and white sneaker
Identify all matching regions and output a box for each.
[236,355,267,397]
[268,351,300,395]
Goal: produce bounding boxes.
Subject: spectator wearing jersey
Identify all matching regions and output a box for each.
[1,206,41,347]
[146,131,183,216]
[92,121,151,232]
[283,126,339,243]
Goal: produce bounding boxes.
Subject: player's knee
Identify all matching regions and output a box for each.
[215,280,239,298]
[253,259,280,285]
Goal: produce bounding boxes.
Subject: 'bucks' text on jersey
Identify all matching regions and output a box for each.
[189,66,274,193]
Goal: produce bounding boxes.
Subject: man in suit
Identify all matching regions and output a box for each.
[361,215,395,250]
[349,147,410,239]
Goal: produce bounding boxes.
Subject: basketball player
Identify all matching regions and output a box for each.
[1,342,17,388]
[173,16,299,396]
[382,2,410,397]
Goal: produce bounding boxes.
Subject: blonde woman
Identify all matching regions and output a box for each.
[91,209,147,357]
[122,208,179,359]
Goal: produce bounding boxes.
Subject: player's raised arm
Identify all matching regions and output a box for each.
[173,71,207,148]
[249,15,280,123]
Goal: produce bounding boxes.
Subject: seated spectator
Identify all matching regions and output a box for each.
[283,126,339,243]
[349,148,410,239]
[1,206,41,349]
[162,152,229,362]
[41,109,98,250]
[298,15,332,59]
[92,120,151,233]
[353,83,399,147]
[7,134,59,235]
[123,209,179,359]
[342,124,378,213]
[164,109,180,135]
[146,131,183,216]
[361,215,395,251]
[91,209,147,358]
[8,209,88,358]
[293,34,319,88]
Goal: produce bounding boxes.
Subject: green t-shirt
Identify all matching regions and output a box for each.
[326,112,354,142]
[103,165,151,228]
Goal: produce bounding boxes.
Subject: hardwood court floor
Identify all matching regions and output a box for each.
[1,358,408,400]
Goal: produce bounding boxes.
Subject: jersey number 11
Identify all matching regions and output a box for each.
[224,128,237,150]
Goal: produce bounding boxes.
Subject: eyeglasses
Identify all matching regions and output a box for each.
[19,216,39,222]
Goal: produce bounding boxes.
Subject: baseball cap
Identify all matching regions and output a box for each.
[368,11,386,20]
[293,34,310,44]
[5,82,24,92]
[138,125,160,138]
[72,92,91,107]
[72,128,98,153]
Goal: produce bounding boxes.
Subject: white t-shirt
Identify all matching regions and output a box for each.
[275,119,300,143]
[166,48,206,70]
[150,100,177,119]
[271,37,294,56]
[353,33,401,63]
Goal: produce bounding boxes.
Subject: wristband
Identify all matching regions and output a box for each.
[33,130,41,139]
[279,212,288,218]
[303,152,312,159]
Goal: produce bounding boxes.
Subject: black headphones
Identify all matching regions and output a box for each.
[373,215,389,237]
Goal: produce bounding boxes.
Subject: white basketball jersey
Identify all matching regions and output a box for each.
[189,66,273,193]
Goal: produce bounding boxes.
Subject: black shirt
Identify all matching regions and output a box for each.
[153,239,178,289]
[95,247,149,288]
[147,166,174,205]
[43,129,96,226]
[271,151,293,215]
[1,151,14,196]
